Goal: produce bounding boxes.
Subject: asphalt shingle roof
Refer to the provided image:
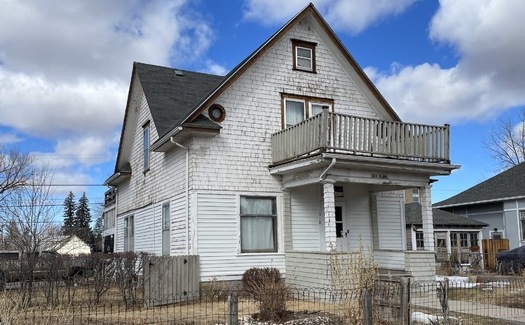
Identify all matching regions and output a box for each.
[434,162,525,207]
[405,202,487,227]
[134,62,225,139]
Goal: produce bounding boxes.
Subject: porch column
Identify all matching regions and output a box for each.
[420,184,435,251]
[322,179,337,251]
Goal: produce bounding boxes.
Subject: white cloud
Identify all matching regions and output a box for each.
[204,60,229,76]
[0,0,216,174]
[369,0,525,125]
[0,133,22,145]
[243,0,417,34]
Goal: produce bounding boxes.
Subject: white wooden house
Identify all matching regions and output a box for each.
[105,4,458,287]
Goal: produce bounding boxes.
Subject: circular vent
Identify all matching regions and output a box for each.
[208,104,226,122]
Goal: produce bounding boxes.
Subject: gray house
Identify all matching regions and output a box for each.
[434,162,525,249]
[405,202,487,263]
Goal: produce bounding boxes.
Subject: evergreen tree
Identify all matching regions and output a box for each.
[92,213,104,252]
[75,192,92,243]
[62,191,76,236]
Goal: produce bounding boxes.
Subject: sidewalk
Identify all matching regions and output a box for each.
[412,296,525,324]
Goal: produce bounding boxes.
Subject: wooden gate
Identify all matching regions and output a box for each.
[482,239,509,270]
[143,255,200,307]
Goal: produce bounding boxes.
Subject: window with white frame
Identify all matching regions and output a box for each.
[123,215,134,251]
[415,231,424,250]
[162,202,170,256]
[283,96,332,128]
[460,233,468,247]
[103,208,115,230]
[450,233,458,247]
[520,210,525,240]
[240,196,277,253]
[292,39,316,72]
[470,233,479,247]
[143,122,150,172]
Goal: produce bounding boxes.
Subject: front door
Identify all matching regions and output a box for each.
[335,204,347,251]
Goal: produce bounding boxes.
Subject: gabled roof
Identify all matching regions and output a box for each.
[434,162,525,208]
[152,2,402,148]
[405,202,487,228]
[134,62,224,139]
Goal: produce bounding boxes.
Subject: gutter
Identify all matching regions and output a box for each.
[319,158,336,181]
[152,127,183,151]
[170,137,190,255]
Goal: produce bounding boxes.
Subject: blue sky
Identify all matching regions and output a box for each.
[0,0,524,220]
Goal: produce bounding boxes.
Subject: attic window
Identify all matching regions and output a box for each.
[292,39,317,73]
[209,104,226,122]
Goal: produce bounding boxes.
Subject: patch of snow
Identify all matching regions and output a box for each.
[411,312,459,324]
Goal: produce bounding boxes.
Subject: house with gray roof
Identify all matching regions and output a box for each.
[405,202,487,263]
[434,162,525,249]
[105,4,458,286]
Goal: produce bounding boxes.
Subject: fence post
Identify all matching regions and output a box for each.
[400,277,410,325]
[361,288,373,325]
[228,293,238,325]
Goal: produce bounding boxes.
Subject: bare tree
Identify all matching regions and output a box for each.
[0,164,60,306]
[0,146,32,205]
[483,107,525,169]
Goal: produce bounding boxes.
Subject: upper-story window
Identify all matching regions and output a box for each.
[282,94,333,128]
[292,39,316,72]
[520,210,525,240]
[143,122,150,172]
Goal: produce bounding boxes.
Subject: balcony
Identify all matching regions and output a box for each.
[271,109,450,166]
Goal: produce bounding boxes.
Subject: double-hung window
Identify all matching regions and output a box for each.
[521,211,525,240]
[292,39,316,72]
[240,196,277,253]
[415,232,424,250]
[162,202,170,256]
[123,215,134,252]
[143,122,150,172]
[283,95,333,128]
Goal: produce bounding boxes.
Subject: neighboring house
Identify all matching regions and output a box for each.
[405,202,487,263]
[105,4,457,287]
[434,162,525,249]
[41,235,91,256]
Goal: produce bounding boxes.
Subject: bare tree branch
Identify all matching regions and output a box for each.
[0,146,33,204]
[483,107,525,169]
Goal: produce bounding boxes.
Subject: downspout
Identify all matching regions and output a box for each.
[319,158,336,181]
[170,137,190,255]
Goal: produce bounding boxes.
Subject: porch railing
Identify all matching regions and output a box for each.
[271,109,450,164]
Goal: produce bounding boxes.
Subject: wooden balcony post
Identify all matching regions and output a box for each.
[320,106,331,150]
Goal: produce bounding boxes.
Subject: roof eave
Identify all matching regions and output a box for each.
[434,195,525,209]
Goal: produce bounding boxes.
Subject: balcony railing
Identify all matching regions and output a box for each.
[271,109,450,165]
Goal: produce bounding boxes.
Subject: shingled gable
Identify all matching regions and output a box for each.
[434,162,525,208]
[405,202,487,228]
[152,2,402,150]
[108,63,224,180]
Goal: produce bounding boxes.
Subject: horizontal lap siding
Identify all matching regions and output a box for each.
[196,192,285,281]
[291,186,320,251]
[285,252,331,289]
[376,195,404,250]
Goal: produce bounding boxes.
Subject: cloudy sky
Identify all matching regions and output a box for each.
[1,0,524,215]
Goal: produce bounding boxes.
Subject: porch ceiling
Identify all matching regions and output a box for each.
[270,153,459,189]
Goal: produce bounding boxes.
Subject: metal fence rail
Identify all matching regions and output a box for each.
[1,278,524,324]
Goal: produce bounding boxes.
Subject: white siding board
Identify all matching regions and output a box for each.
[196,192,285,281]
[376,194,404,250]
[291,185,320,251]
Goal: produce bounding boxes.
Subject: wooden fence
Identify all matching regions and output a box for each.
[482,239,509,270]
[143,255,200,307]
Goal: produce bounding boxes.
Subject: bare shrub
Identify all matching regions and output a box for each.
[330,243,379,324]
[241,267,289,322]
[81,253,115,305]
[201,277,228,301]
[113,251,147,308]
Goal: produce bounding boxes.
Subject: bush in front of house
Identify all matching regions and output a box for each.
[241,267,289,322]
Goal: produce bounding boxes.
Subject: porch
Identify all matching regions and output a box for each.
[272,109,458,287]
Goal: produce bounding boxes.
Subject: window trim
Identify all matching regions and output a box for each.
[143,122,150,173]
[520,211,525,240]
[281,94,333,129]
[415,231,424,250]
[292,39,317,73]
[239,195,278,254]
